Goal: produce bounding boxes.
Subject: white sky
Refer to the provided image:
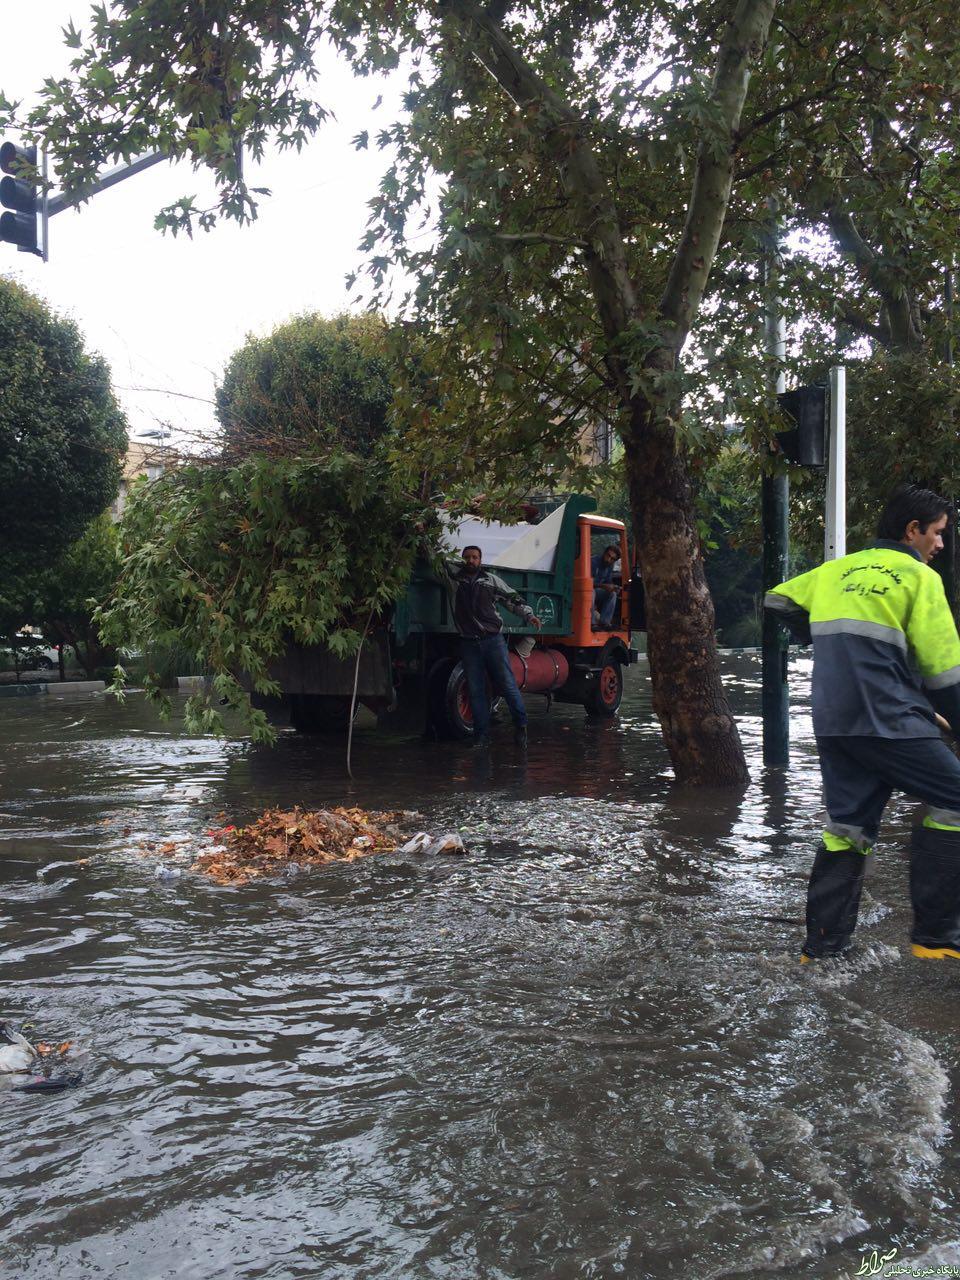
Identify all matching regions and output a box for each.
[2,3,407,442]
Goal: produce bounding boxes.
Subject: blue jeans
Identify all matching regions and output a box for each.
[594,587,618,626]
[460,634,527,735]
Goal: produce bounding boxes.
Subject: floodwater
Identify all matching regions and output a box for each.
[2,656,960,1280]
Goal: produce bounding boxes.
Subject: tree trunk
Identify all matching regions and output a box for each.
[623,406,749,785]
[446,0,774,785]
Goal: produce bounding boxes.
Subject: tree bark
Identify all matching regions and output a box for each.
[623,406,748,784]
[444,0,775,784]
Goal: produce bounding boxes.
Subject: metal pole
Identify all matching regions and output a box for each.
[41,149,49,263]
[825,367,846,560]
[45,151,166,218]
[761,200,789,765]
[761,472,790,765]
[944,268,957,615]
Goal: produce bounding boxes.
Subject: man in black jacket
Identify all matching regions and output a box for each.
[446,545,541,748]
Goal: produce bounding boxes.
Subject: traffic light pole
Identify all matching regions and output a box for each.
[45,150,165,218]
[2,142,165,259]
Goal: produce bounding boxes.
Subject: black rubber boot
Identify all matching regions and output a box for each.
[801,843,867,960]
[910,825,960,960]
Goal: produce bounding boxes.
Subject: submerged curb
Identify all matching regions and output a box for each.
[0,680,106,698]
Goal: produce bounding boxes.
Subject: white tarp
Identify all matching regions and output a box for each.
[443,502,566,573]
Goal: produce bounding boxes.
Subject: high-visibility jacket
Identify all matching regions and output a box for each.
[765,540,960,738]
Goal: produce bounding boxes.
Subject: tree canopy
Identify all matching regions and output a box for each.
[0,278,127,568]
[216,311,396,458]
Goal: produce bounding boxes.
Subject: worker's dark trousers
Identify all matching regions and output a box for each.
[804,735,960,957]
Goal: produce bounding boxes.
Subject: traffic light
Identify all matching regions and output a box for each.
[0,142,40,254]
[777,383,827,467]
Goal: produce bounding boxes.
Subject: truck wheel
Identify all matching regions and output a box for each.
[585,659,623,717]
[428,659,490,739]
[289,694,358,734]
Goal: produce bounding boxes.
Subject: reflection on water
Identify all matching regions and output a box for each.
[2,655,960,1279]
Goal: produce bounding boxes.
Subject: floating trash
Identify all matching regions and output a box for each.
[399,832,465,856]
[0,1023,82,1093]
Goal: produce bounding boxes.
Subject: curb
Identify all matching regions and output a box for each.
[0,682,45,698]
[0,680,106,698]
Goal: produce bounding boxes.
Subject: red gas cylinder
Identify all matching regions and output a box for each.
[508,646,569,693]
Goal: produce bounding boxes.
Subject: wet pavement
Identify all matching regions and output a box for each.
[2,656,960,1279]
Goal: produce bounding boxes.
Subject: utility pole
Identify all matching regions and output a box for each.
[761,204,789,766]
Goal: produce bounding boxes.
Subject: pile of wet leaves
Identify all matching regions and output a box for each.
[192,806,418,885]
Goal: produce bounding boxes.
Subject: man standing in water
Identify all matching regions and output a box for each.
[765,484,960,962]
[446,545,541,749]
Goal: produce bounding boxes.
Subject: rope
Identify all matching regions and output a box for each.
[345,605,377,780]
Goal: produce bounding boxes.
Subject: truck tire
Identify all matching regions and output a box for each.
[289,694,358,734]
[585,657,623,717]
[428,658,495,739]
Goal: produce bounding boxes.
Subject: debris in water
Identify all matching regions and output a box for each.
[15,1071,84,1093]
[0,1024,36,1073]
[399,832,466,856]
[1,1023,80,1092]
[189,805,463,886]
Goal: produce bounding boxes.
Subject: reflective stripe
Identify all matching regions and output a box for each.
[924,664,960,690]
[925,808,960,829]
[829,829,865,849]
[811,618,907,651]
[764,592,796,613]
[825,822,873,852]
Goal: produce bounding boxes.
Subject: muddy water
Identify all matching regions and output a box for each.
[2,656,960,1280]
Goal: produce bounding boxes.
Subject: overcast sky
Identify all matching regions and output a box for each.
[2,3,407,444]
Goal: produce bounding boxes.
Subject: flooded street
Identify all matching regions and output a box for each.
[3,655,960,1279]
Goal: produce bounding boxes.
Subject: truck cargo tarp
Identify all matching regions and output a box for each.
[443,502,565,573]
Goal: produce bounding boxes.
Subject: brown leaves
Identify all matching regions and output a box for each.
[190,805,407,886]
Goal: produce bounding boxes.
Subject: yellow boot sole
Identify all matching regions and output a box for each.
[912,943,960,960]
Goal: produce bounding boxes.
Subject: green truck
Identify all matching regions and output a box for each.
[254,495,644,737]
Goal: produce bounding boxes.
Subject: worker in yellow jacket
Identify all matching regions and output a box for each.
[765,484,960,962]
